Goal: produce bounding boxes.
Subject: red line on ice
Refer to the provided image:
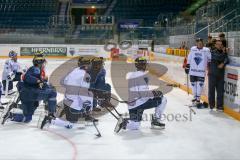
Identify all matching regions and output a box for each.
[46,129,78,160]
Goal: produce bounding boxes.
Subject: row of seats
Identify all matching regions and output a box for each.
[111,0,191,26]
[0,0,58,29]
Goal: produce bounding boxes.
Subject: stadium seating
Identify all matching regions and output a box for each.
[110,0,192,26]
[0,0,58,29]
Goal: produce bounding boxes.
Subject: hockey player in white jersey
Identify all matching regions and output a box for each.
[1,51,21,95]
[114,57,167,133]
[41,57,94,129]
[0,82,3,109]
[185,38,211,108]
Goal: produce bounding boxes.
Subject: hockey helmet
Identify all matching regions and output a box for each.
[135,57,147,71]
[33,51,46,66]
[78,56,91,69]
[8,50,18,58]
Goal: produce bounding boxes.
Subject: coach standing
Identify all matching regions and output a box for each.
[208,39,229,111]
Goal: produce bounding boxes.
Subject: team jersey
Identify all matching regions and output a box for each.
[187,46,211,77]
[63,67,92,111]
[2,59,21,81]
[127,71,154,109]
[64,68,91,89]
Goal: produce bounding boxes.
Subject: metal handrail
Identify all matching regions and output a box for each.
[212,15,240,32]
[194,8,238,35]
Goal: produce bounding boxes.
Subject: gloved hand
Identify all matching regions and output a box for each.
[185,64,190,74]
[152,90,163,99]
[7,75,12,80]
[7,72,15,80]
[37,79,44,89]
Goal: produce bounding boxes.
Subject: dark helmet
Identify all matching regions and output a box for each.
[78,56,91,69]
[135,57,147,71]
[92,57,104,65]
[91,57,104,69]
[32,51,46,66]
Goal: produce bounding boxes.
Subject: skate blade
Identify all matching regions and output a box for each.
[151,125,165,130]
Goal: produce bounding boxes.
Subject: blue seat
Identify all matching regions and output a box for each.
[0,0,58,29]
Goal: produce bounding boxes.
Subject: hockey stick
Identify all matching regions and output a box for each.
[111,96,142,104]
[186,73,190,96]
[99,101,119,120]
[184,105,196,115]
[106,101,122,117]
[1,92,19,125]
[93,120,101,137]
[111,96,128,104]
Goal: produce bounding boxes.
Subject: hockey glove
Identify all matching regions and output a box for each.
[152,90,163,99]
[185,64,190,74]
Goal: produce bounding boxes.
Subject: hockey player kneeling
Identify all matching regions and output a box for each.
[1,53,57,125]
[114,57,167,133]
[41,57,96,129]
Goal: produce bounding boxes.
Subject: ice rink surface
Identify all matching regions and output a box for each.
[0,58,240,160]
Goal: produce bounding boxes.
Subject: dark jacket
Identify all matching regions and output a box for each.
[209,49,229,76]
[23,66,42,88]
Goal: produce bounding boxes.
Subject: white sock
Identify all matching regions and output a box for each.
[196,81,204,101]
[154,97,167,120]
[51,118,73,128]
[126,120,141,130]
[191,81,197,99]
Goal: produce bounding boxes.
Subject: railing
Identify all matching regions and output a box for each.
[194,8,238,36]
[211,15,240,33]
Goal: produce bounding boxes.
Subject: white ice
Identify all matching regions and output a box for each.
[0,58,240,160]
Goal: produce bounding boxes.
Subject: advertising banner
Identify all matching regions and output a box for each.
[20,47,67,56]
[224,66,240,112]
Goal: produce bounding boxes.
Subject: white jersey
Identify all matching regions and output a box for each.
[126,71,154,109]
[187,46,211,77]
[63,68,93,111]
[2,59,21,81]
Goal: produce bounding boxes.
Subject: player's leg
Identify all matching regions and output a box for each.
[152,96,167,129]
[0,82,3,109]
[115,97,166,133]
[2,80,6,93]
[114,108,141,133]
[41,97,82,129]
[50,106,81,129]
[37,85,57,115]
[195,77,205,108]
[3,101,36,123]
[2,80,14,95]
[216,75,225,111]
[190,75,198,105]
[208,74,216,109]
